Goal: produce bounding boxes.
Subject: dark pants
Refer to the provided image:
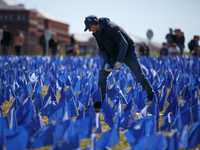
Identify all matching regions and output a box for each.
[42,45,46,56]
[98,50,155,102]
[2,43,9,55]
[51,47,57,56]
[15,46,22,56]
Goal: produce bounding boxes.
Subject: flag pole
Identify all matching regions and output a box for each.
[3,127,7,150]
[13,107,18,127]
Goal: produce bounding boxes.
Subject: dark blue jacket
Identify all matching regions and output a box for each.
[92,17,136,64]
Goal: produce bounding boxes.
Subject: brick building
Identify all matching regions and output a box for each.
[0,0,70,55]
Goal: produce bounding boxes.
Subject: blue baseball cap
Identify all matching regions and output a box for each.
[84,15,97,32]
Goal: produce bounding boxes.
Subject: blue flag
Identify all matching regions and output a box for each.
[73,117,92,140]
[124,116,156,146]
[191,86,199,107]
[34,112,44,131]
[66,97,78,119]
[6,84,15,101]
[0,107,3,119]
[133,133,165,150]
[53,134,80,150]
[178,125,188,149]
[46,100,66,122]
[165,129,178,150]
[8,96,21,114]
[100,94,109,117]
[34,93,45,112]
[119,105,135,131]
[189,121,200,149]
[135,89,146,112]
[8,107,17,129]
[106,115,120,148]
[104,103,114,128]
[6,124,34,149]
[32,123,55,148]
[15,97,35,125]
[159,85,167,111]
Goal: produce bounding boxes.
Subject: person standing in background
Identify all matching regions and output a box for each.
[1,25,11,55]
[165,28,173,48]
[169,43,180,56]
[39,31,46,56]
[177,31,185,56]
[160,42,169,57]
[49,32,58,56]
[14,28,24,56]
[70,34,76,46]
[139,41,149,56]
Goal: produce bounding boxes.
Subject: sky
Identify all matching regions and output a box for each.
[9,0,200,51]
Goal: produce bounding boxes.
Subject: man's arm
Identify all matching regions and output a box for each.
[108,27,128,62]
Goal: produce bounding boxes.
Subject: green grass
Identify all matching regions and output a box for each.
[1,86,200,150]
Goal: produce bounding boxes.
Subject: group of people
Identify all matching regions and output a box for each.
[165,28,185,56]
[39,32,80,56]
[160,28,200,57]
[39,31,59,56]
[0,25,24,56]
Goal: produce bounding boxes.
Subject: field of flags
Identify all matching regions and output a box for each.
[0,55,200,150]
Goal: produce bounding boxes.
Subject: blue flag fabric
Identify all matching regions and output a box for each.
[34,112,44,131]
[32,80,42,100]
[191,104,200,124]
[178,125,188,149]
[165,129,178,150]
[8,107,17,129]
[133,133,165,150]
[8,96,21,114]
[34,93,45,112]
[147,95,157,115]
[104,103,114,128]
[73,117,92,140]
[159,85,167,111]
[124,116,156,146]
[66,97,78,119]
[100,94,109,117]
[105,115,120,148]
[32,123,55,148]
[53,134,80,150]
[119,105,135,131]
[76,106,85,120]
[191,86,199,107]
[0,107,3,119]
[92,88,102,104]
[112,96,124,118]
[46,100,66,122]
[85,104,96,127]
[96,130,112,150]
[6,124,34,150]
[6,84,15,101]
[134,89,146,112]
[138,105,147,119]
[54,119,73,145]
[15,97,35,125]
[189,121,200,149]
[56,119,74,143]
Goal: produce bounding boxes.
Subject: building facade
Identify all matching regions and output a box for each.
[0,0,70,55]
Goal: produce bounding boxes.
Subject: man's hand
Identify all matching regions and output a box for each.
[113,61,122,70]
[104,63,112,72]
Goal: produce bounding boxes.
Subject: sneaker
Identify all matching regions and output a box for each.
[94,102,102,109]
